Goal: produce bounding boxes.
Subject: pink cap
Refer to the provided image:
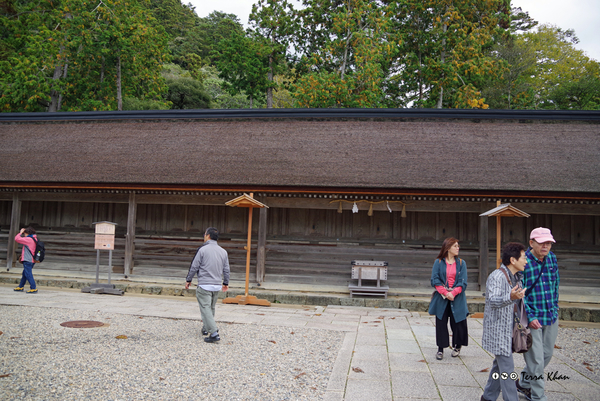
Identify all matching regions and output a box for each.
[530,227,555,243]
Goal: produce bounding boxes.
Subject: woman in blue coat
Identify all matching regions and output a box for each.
[429,237,469,360]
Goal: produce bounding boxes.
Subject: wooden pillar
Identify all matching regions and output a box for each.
[478,215,489,292]
[124,193,136,277]
[256,206,268,283]
[496,215,501,269]
[244,206,253,296]
[6,193,21,270]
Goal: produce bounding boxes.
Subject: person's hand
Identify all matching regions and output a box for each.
[529,319,542,330]
[19,228,25,235]
[222,285,229,292]
[184,282,190,290]
[510,285,526,300]
[446,293,455,301]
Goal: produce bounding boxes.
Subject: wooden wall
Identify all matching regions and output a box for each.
[1,199,599,288]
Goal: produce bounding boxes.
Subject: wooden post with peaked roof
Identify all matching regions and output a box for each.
[480,203,530,270]
[222,193,271,306]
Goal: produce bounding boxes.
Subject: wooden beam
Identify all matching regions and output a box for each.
[256,207,268,283]
[478,215,489,292]
[0,192,130,203]
[124,193,136,277]
[6,193,21,270]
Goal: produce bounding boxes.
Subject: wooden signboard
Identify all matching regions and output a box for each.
[94,234,115,250]
[93,221,117,250]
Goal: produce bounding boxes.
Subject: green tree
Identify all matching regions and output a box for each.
[518,24,600,110]
[187,11,245,66]
[63,0,170,111]
[391,0,509,109]
[249,0,296,108]
[0,0,68,112]
[548,73,600,110]
[202,66,265,109]
[213,30,270,108]
[0,0,170,112]
[290,0,396,108]
[162,63,211,109]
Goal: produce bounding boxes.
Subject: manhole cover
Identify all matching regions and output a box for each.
[60,320,105,328]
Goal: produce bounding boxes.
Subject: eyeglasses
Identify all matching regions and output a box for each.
[533,240,553,247]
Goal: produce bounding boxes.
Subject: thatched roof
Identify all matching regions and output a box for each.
[1,109,599,195]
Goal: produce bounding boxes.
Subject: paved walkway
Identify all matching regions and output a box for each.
[1,285,599,400]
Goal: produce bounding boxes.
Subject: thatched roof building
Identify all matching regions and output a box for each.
[1,109,599,291]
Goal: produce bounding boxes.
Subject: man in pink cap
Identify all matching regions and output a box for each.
[516,227,559,401]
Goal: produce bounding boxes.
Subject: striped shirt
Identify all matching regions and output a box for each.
[523,249,560,326]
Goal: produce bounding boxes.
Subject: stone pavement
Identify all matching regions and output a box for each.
[1,285,600,401]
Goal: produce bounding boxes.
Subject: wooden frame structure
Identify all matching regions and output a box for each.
[480,203,530,271]
[222,194,270,306]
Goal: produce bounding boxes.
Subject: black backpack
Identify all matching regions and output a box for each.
[32,237,45,263]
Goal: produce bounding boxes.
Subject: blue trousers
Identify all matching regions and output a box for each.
[19,261,37,290]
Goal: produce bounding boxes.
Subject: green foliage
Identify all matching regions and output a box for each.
[391,0,508,109]
[123,96,170,110]
[290,0,396,108]
[172,11,244,67]
[202,66,265,109]
[0,0,170,112]
[165,77,211,109]
[213,30,270,108]
[249,0,296,107]
[518,24,600,110]
[3,0,598,112]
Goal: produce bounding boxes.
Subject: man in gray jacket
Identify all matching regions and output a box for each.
[185,227,230,343]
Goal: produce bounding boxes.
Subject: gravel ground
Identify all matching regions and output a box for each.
[0,305,344,401]
[556,326,600,373]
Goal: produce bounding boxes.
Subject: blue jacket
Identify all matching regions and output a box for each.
[428,258,469,322]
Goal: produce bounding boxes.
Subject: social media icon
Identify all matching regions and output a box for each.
[510,372,519,380]
[492,372,499,380]
[501,372,509,380]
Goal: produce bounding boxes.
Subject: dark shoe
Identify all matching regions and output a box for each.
[436,351,443,360]
[516,379,532,401]
[480,396,492,401]
[201,329,208,336]
[204,333,220,343]
[451,347,461,357]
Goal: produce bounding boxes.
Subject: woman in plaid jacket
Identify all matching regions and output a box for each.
[480,242,528,401]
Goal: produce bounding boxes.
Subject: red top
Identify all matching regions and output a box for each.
[435,260,463,297]
[15,233,37,263]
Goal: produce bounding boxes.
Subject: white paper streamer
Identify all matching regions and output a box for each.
[352,202,359,213]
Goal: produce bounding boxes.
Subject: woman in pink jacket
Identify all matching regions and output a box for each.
[14,227,38,293]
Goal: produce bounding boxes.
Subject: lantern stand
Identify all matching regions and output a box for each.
[222,193,271,306]
[480,202,530,270]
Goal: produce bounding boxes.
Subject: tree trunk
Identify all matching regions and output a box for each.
[49,47,66,112]
[436,23,447,109]
[117,55,122,111]
[57,61,68,111]
[340,27,352,80]
[418,51,423,105]
[267,54,273,108]
[101,56,105,83]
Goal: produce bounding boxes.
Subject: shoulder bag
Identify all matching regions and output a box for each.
[500,267,532,353]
